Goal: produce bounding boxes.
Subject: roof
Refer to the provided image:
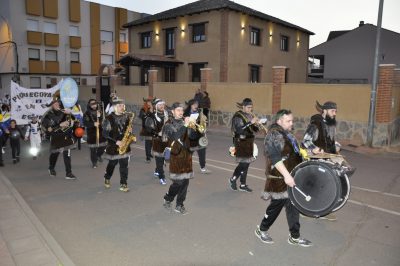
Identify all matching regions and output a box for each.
[117,53,184,66]
[124,0,314,35]
[326,30,350,41]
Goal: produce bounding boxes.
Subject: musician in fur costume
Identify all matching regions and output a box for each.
[184,99,211,174]
[139,96,154,163]
[229,98,259,193]
[102,97,134,192]
[162,102,192,215]
[41,91,77,180]
[83,99,107,168]
[144,98,169,185]
[255,109,312,247]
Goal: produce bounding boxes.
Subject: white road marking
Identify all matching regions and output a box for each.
[132,144,400,216]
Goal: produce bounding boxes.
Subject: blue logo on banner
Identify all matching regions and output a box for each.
[60,78,79,108]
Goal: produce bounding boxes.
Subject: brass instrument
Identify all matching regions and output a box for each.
[187,109,208,147]
[118,112,137,155]
[250,112,268,133]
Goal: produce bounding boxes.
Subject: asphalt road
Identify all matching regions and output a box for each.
[2,132,400,266]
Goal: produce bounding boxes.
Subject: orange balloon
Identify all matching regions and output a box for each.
[74,127,85,138]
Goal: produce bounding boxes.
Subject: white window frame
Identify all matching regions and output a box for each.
[69,25,79,36]
[100,30,113,42]
[44,22,57,34]
[27,19,39,31]
[70,52,79,62]
[28,48,40,60]
[101,54,113,65]
[30,77,41,88]
[45,50,57,61]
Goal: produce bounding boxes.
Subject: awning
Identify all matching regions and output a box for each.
[117,53,183,67]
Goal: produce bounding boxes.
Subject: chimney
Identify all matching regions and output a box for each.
[359,21,365,27]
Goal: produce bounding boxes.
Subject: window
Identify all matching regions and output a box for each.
[280,35,289,51]
[164,66,176,82]
[249,65,260,83]
[46,77,52,88]
[192,23,206,42]
[120,32,127,43]
[28,48,40,60]
[45,50,57,61]
[141,32,151,48]
[100,30,113,42]
[250,27,261,46]
[44,22,57,33]
[69,25,79,36]
[165,28,175,56]
[191,63,205,82]
[101,54,113,65]
[27,19,39,31]
[30,77,41,88]
[70,52,79,62]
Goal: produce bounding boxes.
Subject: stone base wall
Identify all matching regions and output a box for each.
[209,110,399,147]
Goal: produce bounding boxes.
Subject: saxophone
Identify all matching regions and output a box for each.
[118,112,137,155]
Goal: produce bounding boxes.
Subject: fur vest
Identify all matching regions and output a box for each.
[310,114,336,154]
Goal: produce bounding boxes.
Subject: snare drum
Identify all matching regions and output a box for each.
[288,159,350,218]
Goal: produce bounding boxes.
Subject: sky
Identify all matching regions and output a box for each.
[88,0,399,48]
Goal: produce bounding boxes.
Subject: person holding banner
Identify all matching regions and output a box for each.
[83,99,106,168]
[41,91,77,180]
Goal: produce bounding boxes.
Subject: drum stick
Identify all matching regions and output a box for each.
[294,186,311,202]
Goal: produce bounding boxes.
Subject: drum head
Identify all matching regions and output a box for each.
[289,161,342,217]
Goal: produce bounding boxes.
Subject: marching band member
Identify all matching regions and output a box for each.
[162,102,193,215]
[184,99,211,174]
[229,98,259,192]
[41,92,77,179]
[102,97,134,192]
[144,98,168,185]
[139,97,154,163]
[24,115,42,160]
[83,99,107,168]
[255,109,312,247]
[71,102,84,149]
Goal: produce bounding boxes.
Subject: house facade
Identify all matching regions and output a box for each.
[121,0,313,85]
[0,0,143,95]
[309,22,400,83]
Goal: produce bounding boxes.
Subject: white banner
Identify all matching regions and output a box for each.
[10,81,61,125]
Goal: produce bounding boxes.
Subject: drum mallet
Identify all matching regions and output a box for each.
[294,186,311,202]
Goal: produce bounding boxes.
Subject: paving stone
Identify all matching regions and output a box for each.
[8,235,44,255]
[1,224,37,242]
[13,247,57,266]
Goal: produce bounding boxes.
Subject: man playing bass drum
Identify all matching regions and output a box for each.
[102,97,134,192]
[229,98,259,193]
[83,99,107,168]
[144,98,169,185]
[41,91,77,180]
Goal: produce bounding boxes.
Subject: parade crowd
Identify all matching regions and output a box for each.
[0,89,355,248]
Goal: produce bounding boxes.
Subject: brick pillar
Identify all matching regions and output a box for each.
[376,64,395,123]
[200,68,212,92]
[148,69,158,97]
[394,68,400,84]
[272,66,286,113]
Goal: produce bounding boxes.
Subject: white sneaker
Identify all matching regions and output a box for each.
[200,168,211,174]
[1,147,4,154]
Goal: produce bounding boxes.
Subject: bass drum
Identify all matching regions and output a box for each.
[288,160,350,218]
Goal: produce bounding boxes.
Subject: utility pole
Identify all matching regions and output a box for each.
[366,0,384,147]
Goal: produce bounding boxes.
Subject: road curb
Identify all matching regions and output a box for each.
[0,171,75,266]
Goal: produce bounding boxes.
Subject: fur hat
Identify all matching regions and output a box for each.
[111,97,124,105]
[316,101,337,112]
[46,90,61,107]
[152,98,165,106]
[236,98,253,108]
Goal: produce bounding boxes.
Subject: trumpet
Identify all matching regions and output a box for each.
[250,112,268,133]
[187,120,206,134]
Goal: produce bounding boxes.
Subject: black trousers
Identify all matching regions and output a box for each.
[10,140,20,160]
[90,147,105,164]
[155,156,165,179]
[232,162,250,185]
[49,150,72,174]
[260,198,300,239]
[197,148,206,168]
[164,179,190,207]
[104,157,129,185]
[145,139,152,160]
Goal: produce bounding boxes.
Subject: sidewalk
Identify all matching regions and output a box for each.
[0,171,74,266]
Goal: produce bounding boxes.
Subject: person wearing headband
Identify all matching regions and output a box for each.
[229,98,259,193]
